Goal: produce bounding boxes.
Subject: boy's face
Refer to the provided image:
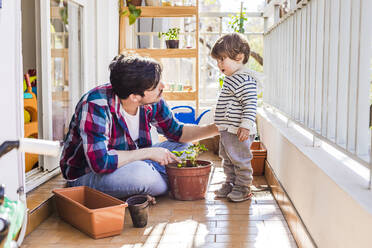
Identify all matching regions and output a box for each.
[216,53,244,76]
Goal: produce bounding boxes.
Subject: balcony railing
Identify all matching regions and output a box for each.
[263,0,372,182]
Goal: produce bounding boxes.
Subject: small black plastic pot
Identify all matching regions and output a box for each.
[126,195,149,228]
[165,40,179,49]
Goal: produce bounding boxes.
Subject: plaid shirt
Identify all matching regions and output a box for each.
[60,84,183,180]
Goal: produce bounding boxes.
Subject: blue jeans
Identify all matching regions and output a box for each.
[67,141,190,199]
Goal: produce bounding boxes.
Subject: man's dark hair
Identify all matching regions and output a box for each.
[211,33,250,64]
[109,53,162,99]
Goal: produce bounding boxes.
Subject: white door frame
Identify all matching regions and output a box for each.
[35,0,87,172]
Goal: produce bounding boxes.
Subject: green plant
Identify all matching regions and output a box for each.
[228,6,247,34]
[119,0,142,25]
[59,7,68,26]
[172,144,208,168]
[218,76,225,88]
[158,28,180,40]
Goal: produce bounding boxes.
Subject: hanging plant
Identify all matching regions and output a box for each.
[119,0,142,25]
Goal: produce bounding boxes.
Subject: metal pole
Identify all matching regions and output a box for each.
[369,104,372,189]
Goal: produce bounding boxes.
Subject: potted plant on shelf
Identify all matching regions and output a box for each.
[158,28,180,49]
[119,0,142,25]
[126,0,142,6]
[145,0,161,6]
[166,144,212,201]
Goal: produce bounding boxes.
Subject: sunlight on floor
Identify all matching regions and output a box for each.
[21,153,297,248]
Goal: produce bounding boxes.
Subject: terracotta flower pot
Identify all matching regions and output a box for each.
[250,141,267,176]
[126,0,142,6]
[166,160,212,201]
[165,40,179,49]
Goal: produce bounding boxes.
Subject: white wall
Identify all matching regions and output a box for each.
[0,0,25,200]
[69,0,119,92]
[95,0,119,87]
[258,108,372,248]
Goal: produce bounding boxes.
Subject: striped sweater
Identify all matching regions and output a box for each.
[214,67,258,135]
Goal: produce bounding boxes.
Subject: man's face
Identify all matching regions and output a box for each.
[139,81,165,105]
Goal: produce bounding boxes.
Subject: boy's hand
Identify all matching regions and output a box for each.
[237,127,250,142]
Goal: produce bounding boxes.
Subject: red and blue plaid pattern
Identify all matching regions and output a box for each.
[60,84,183,180]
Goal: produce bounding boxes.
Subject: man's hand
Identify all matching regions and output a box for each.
[237,127,250,142]
[148,147,181,166]
[179,124,219,143]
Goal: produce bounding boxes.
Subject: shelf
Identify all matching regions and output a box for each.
[51,7,63,19]
[51,48,68,58]
[121,49,197,58]
[119,3,199,110]
[162,91,197,101]
[122,6,197,17]
[52,91,69,102]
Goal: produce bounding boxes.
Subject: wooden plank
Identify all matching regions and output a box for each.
[120,48,197,58]
[162,91,197,101]
[200,11,263,18]
[50,6,62,19]
[119,0,126,53]
[195,0,199,114]
[51,48,68,58]
[121,6,197,18]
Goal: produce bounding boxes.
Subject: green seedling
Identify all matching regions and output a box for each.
[158,28,180,40]
[172,143,208,168]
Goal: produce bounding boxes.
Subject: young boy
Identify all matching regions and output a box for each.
[211,33,258,202]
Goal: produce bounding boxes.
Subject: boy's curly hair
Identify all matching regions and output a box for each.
[211,33,250,64]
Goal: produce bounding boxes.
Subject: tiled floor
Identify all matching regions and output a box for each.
[21,153,297,248]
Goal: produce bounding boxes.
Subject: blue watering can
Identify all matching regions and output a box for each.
[171,106,210,125]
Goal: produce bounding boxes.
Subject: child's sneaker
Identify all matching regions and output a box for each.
[227,185,252,202]
[214,183,233,198]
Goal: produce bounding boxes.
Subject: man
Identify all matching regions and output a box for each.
[60,53,219,199]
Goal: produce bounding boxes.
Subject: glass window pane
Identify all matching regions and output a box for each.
[50,0,83,141]
[161,58,196,92]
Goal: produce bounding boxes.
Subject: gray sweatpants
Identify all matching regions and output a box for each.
[219,130,255,187]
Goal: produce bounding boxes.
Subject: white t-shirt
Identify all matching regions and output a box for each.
[120,106,140,143]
